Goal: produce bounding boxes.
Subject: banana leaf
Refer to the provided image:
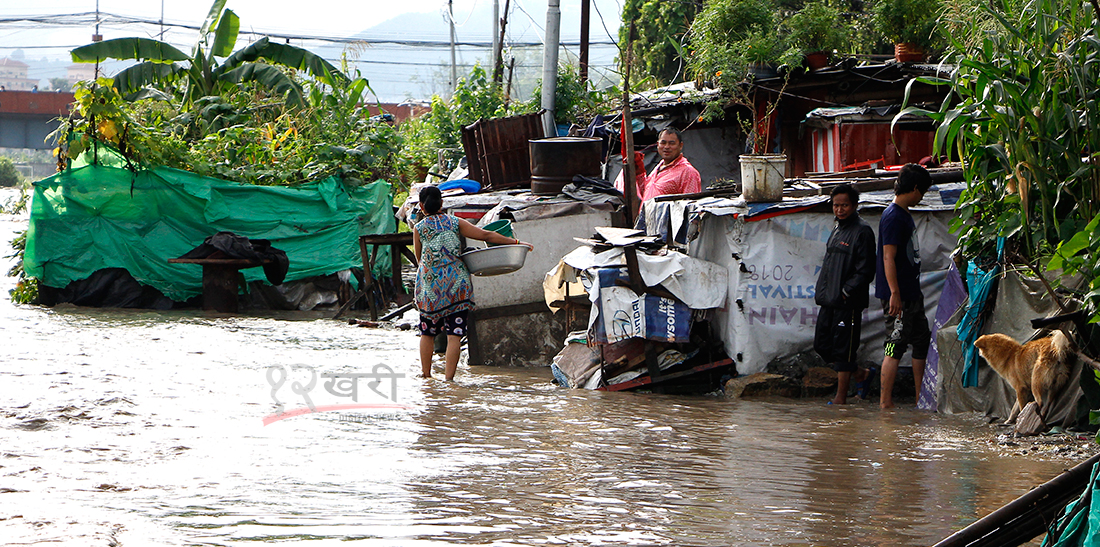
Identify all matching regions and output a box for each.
[216,37,347,86]
[72,38,189,63]
[112,62,187,97]
[209,9,240,59]
[218,63,305,107]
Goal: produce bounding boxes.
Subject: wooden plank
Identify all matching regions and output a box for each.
[804,167,876,178]
[470,300,550,321]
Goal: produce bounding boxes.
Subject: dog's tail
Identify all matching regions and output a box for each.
[1051,330,1073,360]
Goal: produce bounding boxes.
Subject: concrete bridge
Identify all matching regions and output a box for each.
[0,90,75,150]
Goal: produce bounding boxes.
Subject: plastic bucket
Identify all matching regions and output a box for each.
[483,219,514,246]
[740,154,787,202]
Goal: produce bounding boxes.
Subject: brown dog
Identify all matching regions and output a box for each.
[974,330,1072,424]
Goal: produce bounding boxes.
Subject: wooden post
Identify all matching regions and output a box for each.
[202,263,242,313]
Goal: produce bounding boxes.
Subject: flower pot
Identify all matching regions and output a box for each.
[894,43,925,63]
[739,154,787,203]
[805,51,830,70]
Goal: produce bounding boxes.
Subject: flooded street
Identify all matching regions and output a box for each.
[0,189,1086,546]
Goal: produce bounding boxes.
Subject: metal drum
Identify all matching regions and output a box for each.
[529,137,602,195]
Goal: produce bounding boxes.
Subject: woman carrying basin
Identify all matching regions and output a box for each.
[412,185,534,380]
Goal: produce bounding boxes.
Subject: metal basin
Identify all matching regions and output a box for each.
[461,244,530,276]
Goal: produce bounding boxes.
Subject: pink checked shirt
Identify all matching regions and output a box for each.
[616,155,702,203]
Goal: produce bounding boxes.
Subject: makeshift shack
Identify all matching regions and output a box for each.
[24,147,397,309]
[544,227,733,392]
[601,62,951,190]
[668,180,964,391]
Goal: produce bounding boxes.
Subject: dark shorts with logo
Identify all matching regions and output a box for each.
[881,298,931,360]
[418,310,469,337]
[814,306,864,373]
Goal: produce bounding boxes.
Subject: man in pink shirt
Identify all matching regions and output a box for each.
[617,127,702,203]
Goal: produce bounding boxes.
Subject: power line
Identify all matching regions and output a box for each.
[0,13,617,48]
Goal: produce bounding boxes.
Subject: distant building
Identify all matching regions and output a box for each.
[66,63,97,86]
[0,58,38,91]
[365,102,431,124]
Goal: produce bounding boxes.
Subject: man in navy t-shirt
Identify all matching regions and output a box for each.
[876,164,934,409]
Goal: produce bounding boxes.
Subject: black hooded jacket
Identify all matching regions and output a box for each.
[814,214,876,309]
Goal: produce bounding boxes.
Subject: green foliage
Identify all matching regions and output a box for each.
[7,230,37,305]
[900,0,1100,315]
[939,0,1025,53]
[528,63,620,127]
[397,64,534,182]
[0,157,20,187]
[687,0,803,86]
[70,1,345,109]
[687,0,800,152]
[784,0,850,56]
[51,74,405,189]
[871,0,944,49]
[620,0,701,85]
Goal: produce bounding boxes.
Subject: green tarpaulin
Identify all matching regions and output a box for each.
[24,147,396,301]
[1043,462,1100,546]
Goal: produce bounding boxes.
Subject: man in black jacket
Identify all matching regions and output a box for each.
[814,184,877,405]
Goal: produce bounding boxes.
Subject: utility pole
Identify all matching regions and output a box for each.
[449,0,458,98]
[491,0,499,78]
[493,0,510,85]
[580,0,590,83]
[540,0,561,137]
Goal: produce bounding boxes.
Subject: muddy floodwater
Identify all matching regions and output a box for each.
[0,189,1087,546]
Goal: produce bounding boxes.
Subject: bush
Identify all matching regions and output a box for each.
[0,157,21,187]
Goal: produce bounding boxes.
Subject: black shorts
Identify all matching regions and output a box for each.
[814,307,863,373]
[418,310,470,337]
[881,298,931,360]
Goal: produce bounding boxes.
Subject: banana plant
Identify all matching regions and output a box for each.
[70,0,347,108]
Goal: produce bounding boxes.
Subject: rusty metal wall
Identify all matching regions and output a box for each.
[461,113,544,190]
[839,124,934,168]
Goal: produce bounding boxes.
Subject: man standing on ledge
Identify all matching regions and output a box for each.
[617,127,702,203]
[876,163,934,409]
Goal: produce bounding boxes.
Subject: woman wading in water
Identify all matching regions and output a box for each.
[412,186,533,380]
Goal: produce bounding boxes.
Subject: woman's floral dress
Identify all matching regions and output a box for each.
[414,214,474,321]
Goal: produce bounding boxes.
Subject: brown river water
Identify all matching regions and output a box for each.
[0,189,1087,546]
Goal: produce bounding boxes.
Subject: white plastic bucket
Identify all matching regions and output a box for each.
[740,154,787,202]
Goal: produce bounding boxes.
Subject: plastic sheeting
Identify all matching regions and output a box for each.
[589,268,692,344]
[545,245,729,310]
[690,206,956,376]
[936,270,1086,426]
[957,238,1005,387]
[1042,462,1100,547]
[25,146,395,302]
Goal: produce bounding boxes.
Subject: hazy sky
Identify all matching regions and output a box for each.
[0,0,623,59]
[0,0,624,101]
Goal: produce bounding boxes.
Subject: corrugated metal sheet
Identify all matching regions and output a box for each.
[809,121,933,172]
[461,113,544,191]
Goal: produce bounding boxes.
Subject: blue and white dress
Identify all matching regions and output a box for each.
[414,214,474,321]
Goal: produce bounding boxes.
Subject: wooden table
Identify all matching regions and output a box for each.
[168,256,268,313]
[332,232,417,320]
